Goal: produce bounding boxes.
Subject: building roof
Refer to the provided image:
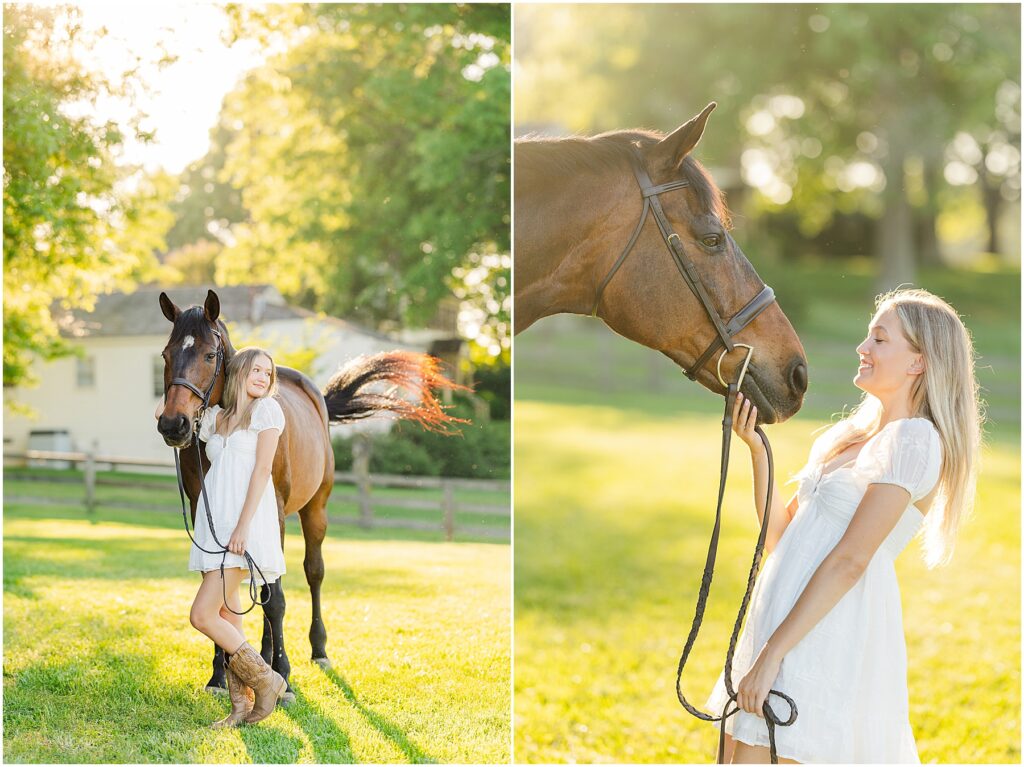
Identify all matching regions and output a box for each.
[55,285,394,343]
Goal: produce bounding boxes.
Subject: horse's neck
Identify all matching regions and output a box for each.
[514,150,626,332]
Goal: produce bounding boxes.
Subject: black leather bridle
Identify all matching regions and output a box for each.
[592,147,776,388]
[164,326,270,614]
[594,147,797,762]
[166,327,225,426]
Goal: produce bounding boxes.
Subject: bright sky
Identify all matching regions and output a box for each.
[66,3,266,174]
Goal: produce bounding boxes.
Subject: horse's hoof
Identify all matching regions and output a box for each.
[205,685,229,697]
[279,691,296,706]
[312,657,332,670]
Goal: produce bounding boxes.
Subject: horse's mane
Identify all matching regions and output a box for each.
[516,130,732,228]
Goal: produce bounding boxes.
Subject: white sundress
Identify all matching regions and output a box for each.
[705,417,943,764]
[188,396,288,585]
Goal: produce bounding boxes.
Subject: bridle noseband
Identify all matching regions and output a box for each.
[591,147,776,389]
[592,147,797,762]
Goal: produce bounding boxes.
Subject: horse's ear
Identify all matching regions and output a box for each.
[647,101,717,169]
[204,290,220,323]
[159,292,180,323]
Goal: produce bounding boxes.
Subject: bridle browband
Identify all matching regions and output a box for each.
[593,146,797,762]
[166,327,224,420]
[164,325,271,615]
[591,146,776,388]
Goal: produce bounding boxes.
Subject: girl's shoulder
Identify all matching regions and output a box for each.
[250,396,285,432]
[868,417,939,451]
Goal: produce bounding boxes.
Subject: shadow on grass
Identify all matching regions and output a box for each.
[278,684,357,763]
[319,666,436,764]
[3,530,450,601]
[235,718,306,764]
[2,497,507,545]
[5,641,224,761]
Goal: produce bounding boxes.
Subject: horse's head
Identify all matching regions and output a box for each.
[584,104,807,424]
[156,290,234,448]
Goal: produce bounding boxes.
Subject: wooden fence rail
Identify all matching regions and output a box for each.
[4,449,509,542]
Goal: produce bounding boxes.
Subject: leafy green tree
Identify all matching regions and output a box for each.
[218,3,510,354]
[163,239,221,285]
[515,4,1020,288]
[3,6,171,391]
[164,119,246,252]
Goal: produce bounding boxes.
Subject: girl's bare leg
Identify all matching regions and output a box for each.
[190,569,248,653]
[218,572,245,640]
[732,741,801,764]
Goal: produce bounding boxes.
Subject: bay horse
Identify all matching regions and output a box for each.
[515,102,807,422]
[156,290,460,701]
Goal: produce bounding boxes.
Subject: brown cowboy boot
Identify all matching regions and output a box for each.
[226,641,287,725]
[210,654,255,729]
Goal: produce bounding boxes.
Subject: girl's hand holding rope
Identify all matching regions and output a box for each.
[227,523,249,556]
[733,392,765,453]
[737,643,783,718]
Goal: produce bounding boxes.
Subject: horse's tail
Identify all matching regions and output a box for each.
[322,351,468,432]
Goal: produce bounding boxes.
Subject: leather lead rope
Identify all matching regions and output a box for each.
[174,440,271,615]
[675,383,797,763]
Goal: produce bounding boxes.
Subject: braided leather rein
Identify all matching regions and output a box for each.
[593,146,797,762]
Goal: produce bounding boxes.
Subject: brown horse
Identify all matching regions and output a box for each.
[156,290,459,700]
[515,103,807,423]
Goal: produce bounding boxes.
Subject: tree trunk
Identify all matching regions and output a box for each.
[875,135,916,292]
[917,159,942,268]
[981,174,1002,256]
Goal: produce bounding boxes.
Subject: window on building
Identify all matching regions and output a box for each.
[153,355,166,397]
[76,356,95,388]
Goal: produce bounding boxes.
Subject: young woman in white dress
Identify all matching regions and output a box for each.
[705,288,983,763]
[175,347,290,728]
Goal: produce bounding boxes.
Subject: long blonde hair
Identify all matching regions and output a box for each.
[815,288,985,568]
[220,347,279,432]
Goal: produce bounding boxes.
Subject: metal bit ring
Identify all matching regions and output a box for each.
[717,343,754,389]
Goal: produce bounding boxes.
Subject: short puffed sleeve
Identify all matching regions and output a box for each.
[249,397,285,434]
[198,405,222,442]
[857,418,943,502]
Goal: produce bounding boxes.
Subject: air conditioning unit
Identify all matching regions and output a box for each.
[28,429,73,469]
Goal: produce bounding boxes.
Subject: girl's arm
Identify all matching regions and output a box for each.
[735,482,912,716]
[227,428,281,554]
[734,393,794,555]
[751,446,798,556]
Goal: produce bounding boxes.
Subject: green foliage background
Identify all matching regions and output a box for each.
[3,6,173,390]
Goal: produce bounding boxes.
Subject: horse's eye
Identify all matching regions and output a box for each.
[702,234,722,248]
[206,353,216,362]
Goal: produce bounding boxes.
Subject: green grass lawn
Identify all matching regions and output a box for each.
[3,467,509,544]
[513,401,1019,763]
[4,502,511,763]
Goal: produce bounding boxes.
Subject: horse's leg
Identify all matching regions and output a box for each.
[299,484,331,667]
[259,593,274,664]
[206,643,227,694]
[262,577,293,704]
[260,513,293,703]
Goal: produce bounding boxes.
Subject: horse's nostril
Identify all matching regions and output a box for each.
[789,360,808,395]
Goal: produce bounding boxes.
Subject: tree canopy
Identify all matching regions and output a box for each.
[3,5,172,391]
[172,3,512,358]
[516,4,1020,287]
